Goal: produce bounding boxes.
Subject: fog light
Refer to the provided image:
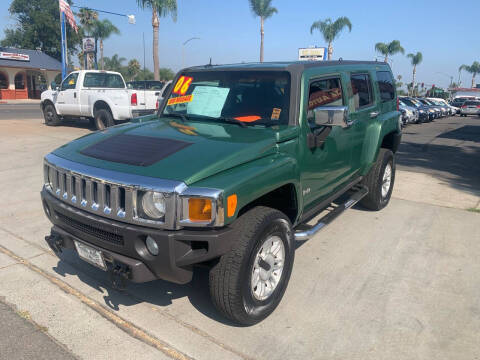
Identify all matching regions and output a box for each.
[145,236,159,256]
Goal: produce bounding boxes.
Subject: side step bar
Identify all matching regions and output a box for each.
[294,185,368,241]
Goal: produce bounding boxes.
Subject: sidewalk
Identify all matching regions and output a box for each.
[0,99,41,105]
[0,299,77,360]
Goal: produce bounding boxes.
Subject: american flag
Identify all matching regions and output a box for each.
[59,0,78,33]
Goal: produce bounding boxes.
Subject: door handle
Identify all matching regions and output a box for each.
[74,92,77,98]
[369,111,380,118]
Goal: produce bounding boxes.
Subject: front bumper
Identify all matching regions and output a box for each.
[41,189,235,284]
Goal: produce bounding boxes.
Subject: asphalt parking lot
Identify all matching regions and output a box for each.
[0,105,479,360]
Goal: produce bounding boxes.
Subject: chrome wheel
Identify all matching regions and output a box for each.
[381,163,392,198]
[251,235,285,301]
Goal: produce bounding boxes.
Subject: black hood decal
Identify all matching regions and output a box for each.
[80,134,192,166]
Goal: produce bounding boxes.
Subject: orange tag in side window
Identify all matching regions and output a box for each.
[173,76,193,95]
[271,108,281,120]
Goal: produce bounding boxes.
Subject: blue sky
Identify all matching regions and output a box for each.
[1,0,479,88]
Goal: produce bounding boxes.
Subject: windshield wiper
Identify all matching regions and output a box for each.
[163,112,188,122]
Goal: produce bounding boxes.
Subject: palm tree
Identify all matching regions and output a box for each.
[375,40,404,63]
[127,59,141,81]
[92,19,120,70]
[136,0,177,81]
[407,52,423,95]
[310,17,352,60]
[459,61,480,88]
[103,54,126,73]
[77,8,98,34]
[248,0,278,63]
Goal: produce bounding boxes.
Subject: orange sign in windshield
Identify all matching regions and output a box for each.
[173,76,193,95]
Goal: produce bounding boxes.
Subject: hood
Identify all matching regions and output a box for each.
[41,89,59,101]
[52,118,284,185]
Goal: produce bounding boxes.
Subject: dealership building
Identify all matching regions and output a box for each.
[0,47,61,100]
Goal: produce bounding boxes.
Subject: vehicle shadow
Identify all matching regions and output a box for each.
[396,138,480,196]
[53,118,96,131]
[52,249,239,326]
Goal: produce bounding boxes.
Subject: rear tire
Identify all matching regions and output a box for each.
[361,148,395,211]
[43,103,61,126]
[94,109,114,130]
[209,206,294,325]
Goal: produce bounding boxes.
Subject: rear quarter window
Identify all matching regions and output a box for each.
[376,71,395,102]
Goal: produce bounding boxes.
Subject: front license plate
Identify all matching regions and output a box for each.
[74,241,106,270]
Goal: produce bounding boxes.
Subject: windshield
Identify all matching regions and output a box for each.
[417,99,429,105]
[401,98,419,107]
[162,70,291,126]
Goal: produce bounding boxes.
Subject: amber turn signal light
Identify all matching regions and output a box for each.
[188,198,212,222]
[227,194,237,217]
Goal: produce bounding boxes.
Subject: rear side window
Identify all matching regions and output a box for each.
[350,73,373,109]
[84,73,125,88]
[376,71,395,102]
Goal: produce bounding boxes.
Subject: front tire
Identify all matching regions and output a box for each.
[209,206,294,325]
[43,103,61,126]
[94,109,114,130]
[361,148,395,211]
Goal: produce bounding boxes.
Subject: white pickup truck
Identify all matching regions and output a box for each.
[41,70,164,130]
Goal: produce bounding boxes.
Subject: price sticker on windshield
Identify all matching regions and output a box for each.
[173,76,193,95]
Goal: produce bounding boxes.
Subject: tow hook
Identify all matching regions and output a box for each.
[45,233,64,254]
[108,263,131,290]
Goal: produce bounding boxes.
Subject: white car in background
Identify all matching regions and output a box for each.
[460,100,480,117]
[41,70,160,130]
[427,97,457,116]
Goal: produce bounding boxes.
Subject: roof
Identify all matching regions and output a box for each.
[449,87,480,92]
[185,60,389,73]
[0,47,61,71]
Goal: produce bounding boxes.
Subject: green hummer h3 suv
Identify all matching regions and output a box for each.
[42,61,401,325]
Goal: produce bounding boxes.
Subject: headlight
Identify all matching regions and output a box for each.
[419,110,424,113]
[141,191,166,219]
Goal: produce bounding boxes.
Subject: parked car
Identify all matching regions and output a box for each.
[399,99,419,124]
[451,97,475,114]
[427,98,451,116]
[416,98,442,118]
[127,80,166,90]
[41,70,160,130]
[400,96,430,122]
[42,60,401,325]
[460,100,480,116]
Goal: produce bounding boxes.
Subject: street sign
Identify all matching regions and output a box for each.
[0,51,30,61]
[82,37,96,53]
[298,47,326,61]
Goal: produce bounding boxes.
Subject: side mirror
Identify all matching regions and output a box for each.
[55,86,60,91]
[308,106,350,128]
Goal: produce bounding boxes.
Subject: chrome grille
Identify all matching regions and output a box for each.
[44,163,134,223]
[42,153,221,230]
